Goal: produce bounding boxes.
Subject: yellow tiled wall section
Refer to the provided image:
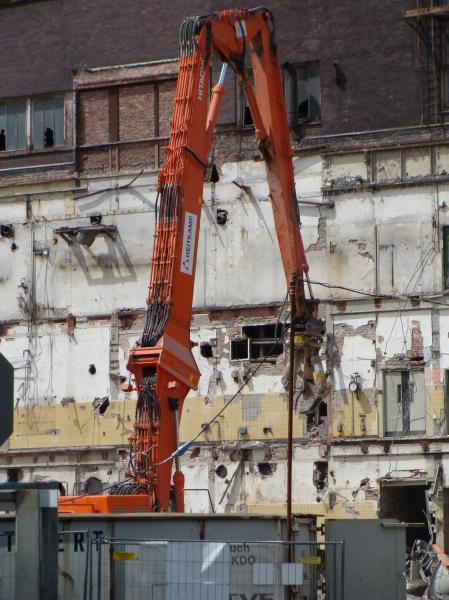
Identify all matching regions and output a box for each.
[10,399,137,449]
[180,393,304,442]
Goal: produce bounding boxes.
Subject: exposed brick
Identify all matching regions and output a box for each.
[409,321,424,360]
[119,143,155,172]
[78,149,109,173]
[119,84,155,141]
[158,80,176,138]
[306,217,327,252]
[78,90,109,146]
[0,0,420,137]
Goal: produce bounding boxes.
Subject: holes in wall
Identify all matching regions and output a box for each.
[190,447,201,459]
[230,338,249,360]
[313,461,328,491]
[6,468,22,483]
[306,399,327,431]
[215,465,228,479]
[84,476,103,495]
[200,342,214,358]
[258,462,275,476]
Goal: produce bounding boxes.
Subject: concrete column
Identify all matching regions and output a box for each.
[0,482,58,600]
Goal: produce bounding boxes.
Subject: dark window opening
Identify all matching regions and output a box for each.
[306,399,327,431]
[379,482,430,549]
[0,102,26,151]
[242,99,254,126]
[230,338,249,361]
[6,468,22,483]
[313,461,328,491]
[297,64,320,121]
[44,127,54,148]
[384,370,425,436]
[242,323,285,363]
[199,341,214,358]
[284,62,321,124]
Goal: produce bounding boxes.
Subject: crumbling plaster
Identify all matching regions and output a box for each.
[1,149,449,515]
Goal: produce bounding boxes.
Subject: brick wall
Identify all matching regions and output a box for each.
[158,80,176,139]
[119,84,155,141]
[0,0,419,137]
[78,90,109,146]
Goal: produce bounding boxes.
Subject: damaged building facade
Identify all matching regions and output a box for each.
[1,0,449,547]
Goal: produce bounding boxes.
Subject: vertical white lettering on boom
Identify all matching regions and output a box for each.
[180,212,197,275]
[197,57,206,101]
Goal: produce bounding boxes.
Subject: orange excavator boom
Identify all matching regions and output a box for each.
[59,7,323,515]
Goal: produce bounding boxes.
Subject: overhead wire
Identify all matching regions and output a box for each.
[301,276,449,308]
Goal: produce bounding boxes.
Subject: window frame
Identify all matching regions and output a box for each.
[0,99,27,152]
[31,94,65,150]
[230,323,285,364]
[239,87,254,128]
[238,68,255,129]
[383,368,426,437]
[283,61,321,125]
[295,61,321,124]
[0,93,66,155]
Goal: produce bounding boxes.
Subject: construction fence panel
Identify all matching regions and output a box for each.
[58,530,90,600]
[0,529,90,600]
[95,538,345,600]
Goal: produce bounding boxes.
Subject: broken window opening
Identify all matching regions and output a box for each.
[283,62,321,123]
[199,341,214,358]
[305,399,327,433]
[32,95,64,149]
[297,63,320,121]
[243,323,285,362]
[230,338,250,361]
[383,369,426,437]
[6,468,22,483]
[379,480,431,550]
[0,101,26,151]
[313,461,328,491]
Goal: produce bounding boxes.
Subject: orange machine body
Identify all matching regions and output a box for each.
[59,8,313,515]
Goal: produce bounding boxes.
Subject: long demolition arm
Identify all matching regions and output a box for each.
[124,8,321,512]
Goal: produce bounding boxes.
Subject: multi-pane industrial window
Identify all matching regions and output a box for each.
[384,369,426,436]
[0,101,26,151]
[0,95,64,152]
[32,96,64,148]
[297,64,321,121]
